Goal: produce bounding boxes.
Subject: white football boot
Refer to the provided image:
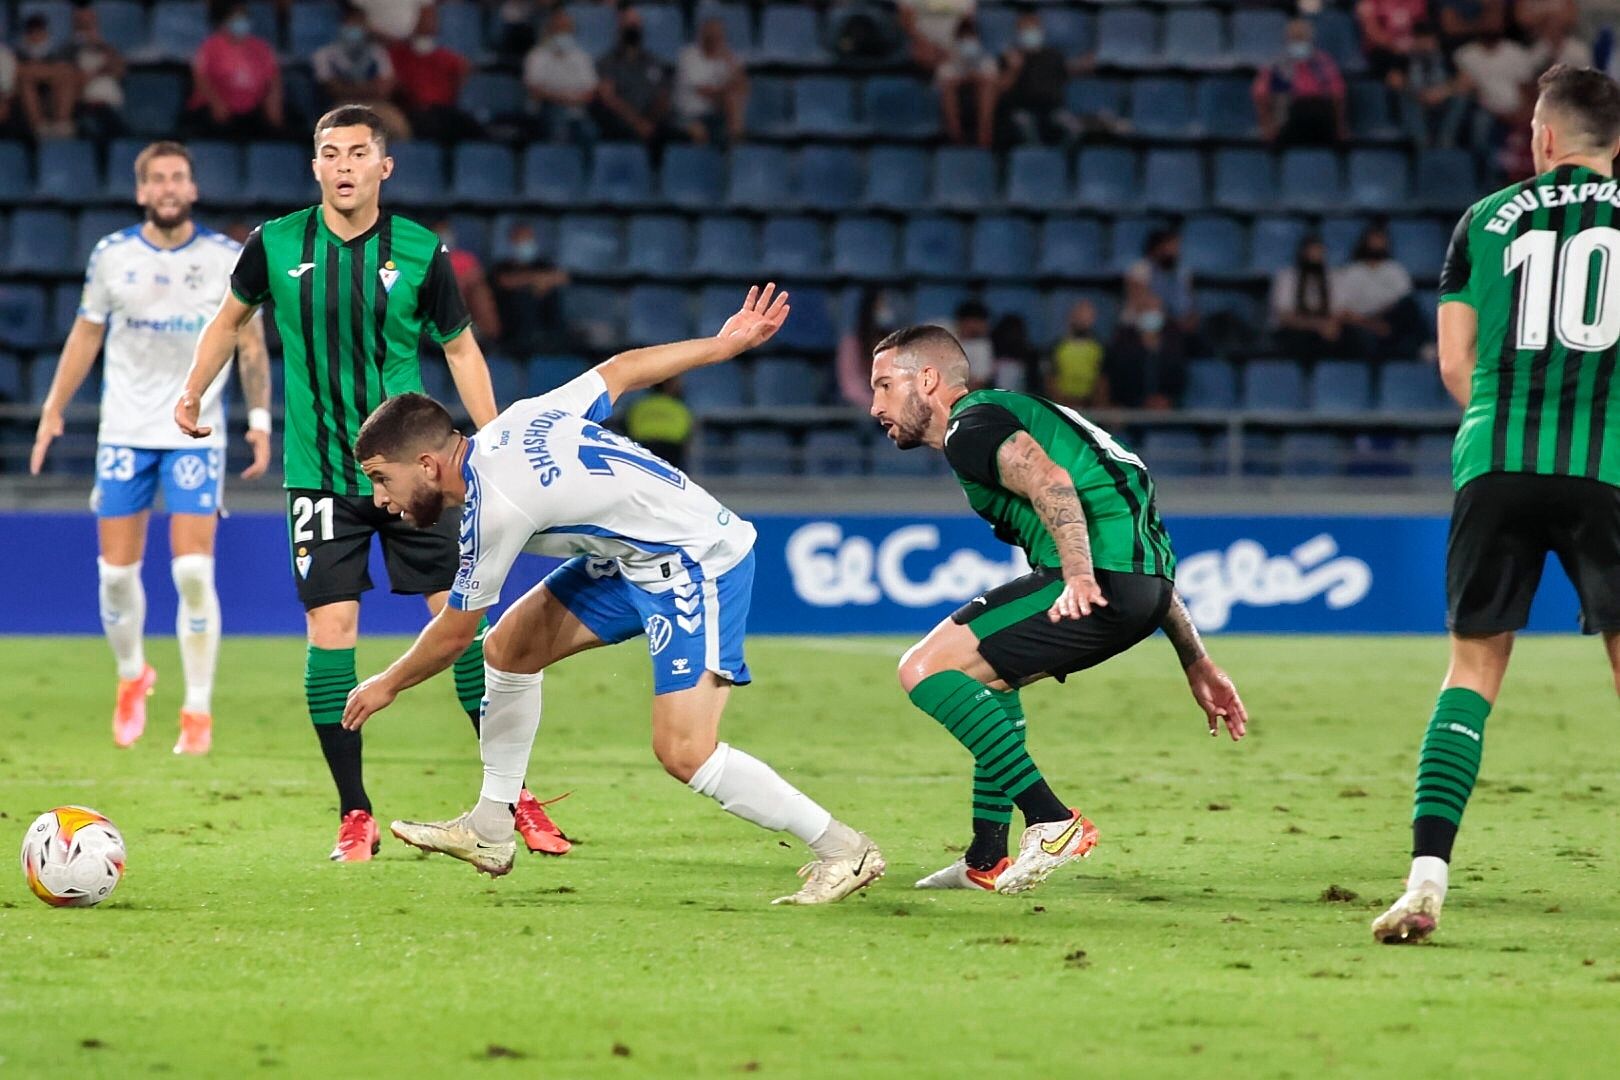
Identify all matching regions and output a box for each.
[915,857,1008,890]
[391,813,516,878]
[772,833,886,905]
[996,811,1099,895]
[1372,882,1445,944]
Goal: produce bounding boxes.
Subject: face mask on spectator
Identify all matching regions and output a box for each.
[412,35,435,55]
[227,14,252,38]
[1138,310,1166,334]
[956,35,982,61]
[872,300,898,331]
[551,32,577,51]
[1018,28,1044,50]
[341,25,368,47]
[1287,40,1312,60]
[511,239,541,264]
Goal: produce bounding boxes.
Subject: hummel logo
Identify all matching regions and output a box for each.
[287,262,316,278]
[1039,817,1081,857]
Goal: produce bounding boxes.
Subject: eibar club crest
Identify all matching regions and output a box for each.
[378,259,399,292]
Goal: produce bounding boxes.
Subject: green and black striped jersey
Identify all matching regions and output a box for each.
[1442,163,1620,491]
[230,207,471,495]
[943,389,1176,578]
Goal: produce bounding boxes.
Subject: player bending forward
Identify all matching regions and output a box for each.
[870,325,1247,895]
[342,285,884,905]
[1374,67,1620,944]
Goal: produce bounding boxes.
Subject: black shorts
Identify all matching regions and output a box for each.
[1447,473,1620,635]
[286,489,460,611]
[953,567,1174,685]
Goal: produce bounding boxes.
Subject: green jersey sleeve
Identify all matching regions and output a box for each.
[229,227,271,305]
[943,403,1024,487]
[1438,208,1474,307]
[420,244,472,344]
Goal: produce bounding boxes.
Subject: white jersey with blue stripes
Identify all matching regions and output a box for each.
[448,370,757,612]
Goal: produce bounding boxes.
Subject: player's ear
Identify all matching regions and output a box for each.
[380,154,395,181]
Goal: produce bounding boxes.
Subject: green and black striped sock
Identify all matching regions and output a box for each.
[307,645,368,817]
[1412,687,1491,861]
[453,617,490,732]
[965,689,1022,870]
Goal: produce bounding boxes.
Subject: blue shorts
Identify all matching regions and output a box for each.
[91,445,223,518]
[545,550,754,696]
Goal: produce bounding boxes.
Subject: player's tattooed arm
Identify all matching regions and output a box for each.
[1161,590,1248,741]
[1160,591,1207,668]
[234,313,272,480]
[995,432,1106,621]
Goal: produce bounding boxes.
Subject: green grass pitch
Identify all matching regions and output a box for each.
[2,634,1618,1077]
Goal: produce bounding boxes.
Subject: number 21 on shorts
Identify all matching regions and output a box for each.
[292,495,334,543]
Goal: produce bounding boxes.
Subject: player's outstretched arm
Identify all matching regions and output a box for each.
[176,292,259,439]
[30,317,107,475]
[1437,301,1478,407]
[236,312,272,480]
[1161,591,1247,741]
[995,432,1107,621]
[595,282,790,402]
[441,327,499,428]
[342,604,485,730]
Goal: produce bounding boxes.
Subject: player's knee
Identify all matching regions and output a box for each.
[897,642,941,694]
[97,558,141,600]
[652,731,712,783]
[170,554,214,606]
[306,607,358,649]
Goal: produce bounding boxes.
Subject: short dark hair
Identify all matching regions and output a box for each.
[874,323,967,361]
[315,104,389,154]
[1538,64,1620,150]
[135,140,194,184]
[354,393,456,463]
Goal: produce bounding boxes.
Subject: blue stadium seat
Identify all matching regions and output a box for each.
[188,142,244,205]
[244,143,315,205]
[1242,359,1307,411]
[871,439,941,477]
[1390,219,1449,280]
[1311,361,1373,412]
[977,5,1019,55]
[1006,147,1069,210]
[1109,217,1163,274]
[0,286,47,349]
[555,216,623,273]
[453,143,518,206]
[1141,149,1204,210]
[694,287,743,336]
[1213,148,1275,212]
[971,217,1037,280]
[96,1,148,55]
[1279,432,1344,476]
[8,210,74,275]
[861,76,939,139]
[560,285,622,348]
[1162,9,1226,70]
[1229,9,1288,67]
[76,210,134,268]
[145,2,209,61]
[245,1,280,48]
[696,3,755,55]
[772,287,836,351]
[1248,216,1310,275]
[1347,148,1410,211]
[1322,216,1371,265]
[529,355,592,396]
[34,140,97,204]
[384,144,445,206]
[1348,79,1401,139]
[1184,360,1237,410]
[932,148,997,211]
[754,358,826,406]
[1076,147,1138,211]
[1416,149,1478,211]
[625,285,693,344]
[984,285,1046,343]
[485,356,527,406]
[0,350,23,403]
[745,75,794,137]
[1038,218,1106,277]
[797,146,863,211]
[659,145,725,209]
[691,217,759,277]
[460,73,524,127]
[567,3,616,56]
[100,138,143,201]
[1278,149,1343,212]
[288,2,340,58]
[1041,9,1093,55]
[437,1,488,61]
[1378,363,1445,412]
[1181,216,1247,278]
[863,147,930,210]
[588,143,652,204]
[1199,287,1262,329]
[1413,432,1454,477]
[1067,78,1127,120]
[447,213,491,264]
[758,6,824,65]
[20,3,72,52]
[831,217,898,280]
[912,284,969,326]
[1314,9,1365,75]
[727,145,791,209]
[49,282,80,343]
[903,218,968,278]
[733,429,796,476]
[803,429,867,476]
[625,216,690,277]
[122,70,184,137]
[0,144,29,206]
[794,76,863,137]
[760,217,826,276]
[1139,430,1206,476]
[1130,78,1196,138]
[1095,8,1159,69]
[1197,77,1258,139]
[522,144,586,205]
[682,363,748,410]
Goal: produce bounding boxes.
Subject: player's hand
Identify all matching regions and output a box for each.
[718,283,791,355]
[1186,656,1247,742]
[342,677,397,731]
[174,391,211,439]
[242,429,270,480]
[1048,572,1107,621]
[29,408,63,475]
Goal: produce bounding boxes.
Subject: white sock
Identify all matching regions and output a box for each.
[171,554,220,714]
[687,743,833,845]
[468,796,516,843]
[1408,855,1449,897]
[98,558,146,681]
[479,665,543,806]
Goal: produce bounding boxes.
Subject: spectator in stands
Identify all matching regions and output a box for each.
[1125,228,1199,343]
[524,9,600,145]
[1434,0,1507,52]
[1516,0,1580,41]
[1397,22,1473,148]
[184,4,287,140]
[1334,223,1424,362]
[594,10,673,146]
[952,299,995,388]
[390,6,477,143]
[1357,0,1428,82]
[1526,10,1594,69]
[674,16,748,146]
[1047,300,1109,409]
[314,6,411,143]
[897,0,978,71]
[0,41,19,139]
[1106,307,1186,412]
[14,12,79,139]
[937,16,998,147]
[353,0,434,43]
[828,2,904,64]
[495,1,542,65]
[1270,235,1344,359]
[433,220,502,346]
[491,221,571,354]
[995,11,1078,146]
[1253,18,1348,146]
[1454,25,1542,151]
[626,382,694,469]
[836,288,904,408]
[990,314,1041,393]
[68,6,126,143]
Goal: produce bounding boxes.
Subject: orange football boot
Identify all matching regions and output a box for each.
[514,789,572,855]
[174,711,212,755]
[113,665,157,748]
[330,809,380,862]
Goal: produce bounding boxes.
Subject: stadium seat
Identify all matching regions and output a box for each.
[555,216,623,273]
[1037,218,1106,277]
[0,285,47,349]
[1006,147,1069,210]
[772,287,837,351]
[188,142,244,205]
[459,73,524,128]
[871,438,941,476]
[588,143,653,205]
[745,75,794,137]
[8,210,74,275]
[244,1,280,48]
[100,138,143,202]
[1278,149,1343,212]
[831,217,898,279]
[485,356,527,406]
[1248,216,1310,275]
[1347,79,1401,140]
[1076,147,1139,211]
[0,350,23,404]
[288,2,340,58]
[625,285,694,344]
[696,3,755,56]
[1109,217,1163,274]
[452,143,518,206]
[1095,8,1159,69]
[625,216,690,277]
[932,148,997,211]
[976,5,1019,55]
[560,285,622,348]
[1279,432,1344,477]
[863,147,930,210]
[1314,9,1365,75]
[912,284,969,326]
[384,144,446,206]
[1322,215,1371,265]
[802,429,867,476]
[1229,9,1288,67]
[1378,362,1445,412]
[144,1,209,61]
[758,7,824,65]
[794,77,863,137]
[1197,77,1259,139]
[697,286,746,339]
[76,210,133,268]
[33,140,97,204]
[529,355,592,396]
[659,145,725,209]
[567,3,617,56]
[1415,149,1478,211]
[522,144,587,205]
[50,281,81,341]
[1138,429,1206,476]
[970,217,1037,280]
[121,70,184,137]
[984,285,1046,343]
[1347,148,1410,211]
[1242,359,1307,411]
[1067,78,1127,120]
[1212,148,1276,212]
[1141,149,1205,211]
[1040,8,1093,55]
[681,362,748,410]
[96,1,148,55]
[1129,78,1196,138]
[753,358,826,406]
[861,77,940,139]
[1162,9,1226,70]
[727,145,791,209]
[733,429,796,476]
[691,217,759,277]
[447,213,491,264]
[796,146,863,211]
[1390,219,1449,280]
[0,143,30,203]
[1413,432,1454,477]
[1311,361,1373,412]
[437,1,487,60]
[1183,360,1238,410]
[760,217,827,276]
[244,143,315,205]
[1181,216,1247,278]
[902,218,968,279]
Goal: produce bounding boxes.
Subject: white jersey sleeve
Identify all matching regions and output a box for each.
[532,369,614,422]
[448,466,538,612]
[78,239,116,324]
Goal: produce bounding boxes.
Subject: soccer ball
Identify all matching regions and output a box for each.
[20,806,126,908]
